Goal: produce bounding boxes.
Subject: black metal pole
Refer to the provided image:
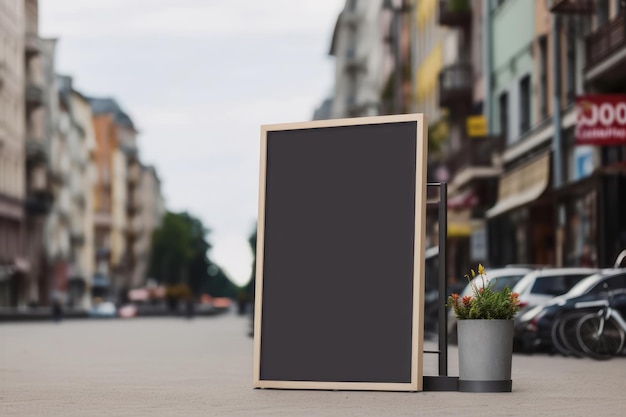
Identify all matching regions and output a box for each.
[439,182,448,376]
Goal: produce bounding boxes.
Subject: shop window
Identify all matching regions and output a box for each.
[564,191,598,267]
[519,76,531,134]
[538,36,548,119]
[499,92,509,143]
[597,0,609,26]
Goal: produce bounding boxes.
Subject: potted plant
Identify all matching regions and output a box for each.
[447,264,521,392]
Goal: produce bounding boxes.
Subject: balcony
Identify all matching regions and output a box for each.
[438,0,470,27]
[549,0,595,14]
[70,232,85,246]
[342,9,362,27]
[438,63,472,108]
[345,57,366,73]
[127,218,143,236]
[26,138,47,163]
[25,83,43,109]
[25,33,40,58]
[445,136,500,183]
[128,163,141,185]
[94,211,112,228]
[24,191,53,216]
[126,198,142,215]
[585,13,626,75]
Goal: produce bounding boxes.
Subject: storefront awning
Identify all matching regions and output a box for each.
[447,189,478,210]
[486,152,551,218]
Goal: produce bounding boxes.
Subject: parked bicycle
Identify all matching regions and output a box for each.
[550,290,626,360]
[575,298,626,360]
[551,309,590,357]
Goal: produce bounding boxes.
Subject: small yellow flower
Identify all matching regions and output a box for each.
[478,263,485,275]
[471,269,476,278]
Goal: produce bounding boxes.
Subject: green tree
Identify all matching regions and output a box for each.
[148,211,194,286]
[205,264,238,298]
[148,211,239,298]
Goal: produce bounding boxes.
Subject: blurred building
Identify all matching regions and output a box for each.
[412,0,449,258]
[0,0,27,307]
[485,0,558,267]
[37,37,66,307]
[23,0,54,307]
[549,0,626,267]
[91,98,127,301]
[318,0,626,272]
[312,97,333,120]
[55,76,97,309]
[433,0,507,275]
[130,165,165,288]
[90,98,163,300]
[328,0,393,118]
[388,0,624,272]
[380,0,412,115]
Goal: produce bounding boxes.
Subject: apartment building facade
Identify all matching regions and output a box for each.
[0,0,27,307]
[51,76,97,308]
[552,0,626,268]
[485,0,626,268]
[23,0,53,306]
[483,0,557,267]
[329,0,392,118]
[90,97,160,300]
[130,165,165,289]
[91,104,120,299]
[403,0,625,271]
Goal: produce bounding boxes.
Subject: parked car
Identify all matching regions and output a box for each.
[514,269,626,353]
[88,301,117,318]
[447,267,533,343]
[512,268,598,312]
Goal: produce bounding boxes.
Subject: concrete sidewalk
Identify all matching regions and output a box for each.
[1,313,624,416]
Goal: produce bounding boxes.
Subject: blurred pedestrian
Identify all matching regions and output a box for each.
[52,299,63,322]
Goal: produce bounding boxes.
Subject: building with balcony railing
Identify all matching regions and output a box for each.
[21,0,56,307]
[438,63,473,108]
[328,0,391,118]
[550,0,626,269]
[45,75,98,309]
[438,0,471,27]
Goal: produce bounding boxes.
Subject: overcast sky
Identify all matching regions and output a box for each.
[40,0,344,286]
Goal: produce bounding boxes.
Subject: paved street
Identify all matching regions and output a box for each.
[1,312,625,417]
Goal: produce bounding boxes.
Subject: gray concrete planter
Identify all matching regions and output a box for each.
[457,319,514,392]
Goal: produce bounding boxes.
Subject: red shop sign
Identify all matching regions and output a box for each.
[575,95,626,146]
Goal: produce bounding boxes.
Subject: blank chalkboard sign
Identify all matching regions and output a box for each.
[253,114,427,391]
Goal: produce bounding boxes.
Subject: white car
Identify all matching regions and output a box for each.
[447,267,533,342]
[512,268,598,311]
[88,301,117,318]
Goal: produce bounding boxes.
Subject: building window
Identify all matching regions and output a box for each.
[597,0,609,26]
[499,92,509,143]
[538,36,548,119]
[520,76,531,134]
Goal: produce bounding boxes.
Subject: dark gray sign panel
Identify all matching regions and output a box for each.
[253,114,427,391]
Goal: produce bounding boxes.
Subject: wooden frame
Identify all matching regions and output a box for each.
[253,114,427,391]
